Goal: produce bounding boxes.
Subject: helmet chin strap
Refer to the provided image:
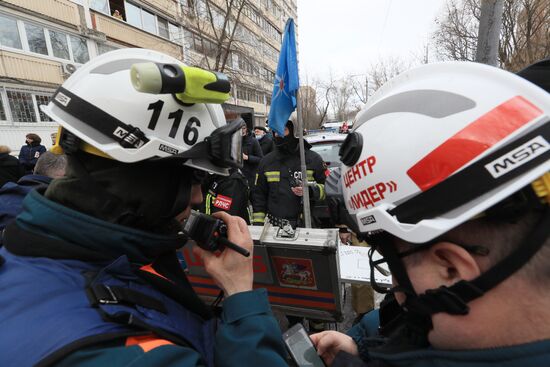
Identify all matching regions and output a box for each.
[377,207,550,348]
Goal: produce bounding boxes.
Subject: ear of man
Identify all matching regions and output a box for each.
[427,242,483,286]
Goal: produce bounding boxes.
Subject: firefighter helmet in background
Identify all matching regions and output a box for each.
[340,61,550,244]
[42,48,240,175]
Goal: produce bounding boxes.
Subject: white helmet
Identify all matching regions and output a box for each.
[42,48,241,175]
[339,61,550,244]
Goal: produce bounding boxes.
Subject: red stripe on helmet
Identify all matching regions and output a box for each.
[407,96,543,191]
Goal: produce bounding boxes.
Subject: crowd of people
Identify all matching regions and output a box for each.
[0,48,548,367]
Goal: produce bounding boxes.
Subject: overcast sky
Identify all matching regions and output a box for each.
[296,0,445,81]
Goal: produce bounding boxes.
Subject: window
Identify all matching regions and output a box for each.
[141,9,156,33]
[123,1,175,40]
[49,30,70,59]
[97,43,118,55]
[7,90,36,123]
[0,15,90,63]
[0,98,6,120]
[158,17,169,39]
[195,0,208,18]
[35,94,53,122]
[261,18,280,42]
[169,23,180,42]
[125,1,141,28]
[70,36,89,64]
[0,87,55,124]
[211,7,225,29]
[185,29,219,58]
[0,14,22,49]
[263,43,278,63]
[25,23,47,55]
[90,0,110,14]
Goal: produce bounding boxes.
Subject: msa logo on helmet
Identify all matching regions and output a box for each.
[159,144,179,155]
[54,92,71,107]
[113,127,145,148]
[360,215,377,226]
[485,136,549,178]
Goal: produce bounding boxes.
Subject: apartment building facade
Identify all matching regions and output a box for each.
[0,0,297,151]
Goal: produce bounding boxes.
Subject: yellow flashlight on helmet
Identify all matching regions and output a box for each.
[130,62,231,104]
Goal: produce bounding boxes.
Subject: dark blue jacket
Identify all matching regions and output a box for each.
[346,310,550,366]
[0,191,288,366]
[0,152,24,188]
[18,142,46,172]
[0,174,52,231]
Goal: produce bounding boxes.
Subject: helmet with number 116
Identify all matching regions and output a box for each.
[42,48,241,175]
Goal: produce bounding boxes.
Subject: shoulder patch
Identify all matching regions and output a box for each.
[213,194,232,210]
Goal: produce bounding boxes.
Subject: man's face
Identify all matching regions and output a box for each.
[387,239,440,305]
[254,129,265,138]
[241,125,248,137]
[175,184,203,223]
[284,127,290,136]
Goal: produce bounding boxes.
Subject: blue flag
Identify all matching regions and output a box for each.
[268,18,299,136]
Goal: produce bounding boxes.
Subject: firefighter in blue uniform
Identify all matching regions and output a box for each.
[0,49,288,367]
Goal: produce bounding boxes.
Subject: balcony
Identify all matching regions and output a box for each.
[0,50,63,86]
[144,0,179,18]
[92,12,183,60]
[2,0,80,27]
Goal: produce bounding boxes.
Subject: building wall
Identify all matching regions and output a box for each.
[0,0,298,150]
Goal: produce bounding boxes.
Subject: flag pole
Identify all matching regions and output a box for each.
[296,87,312,228]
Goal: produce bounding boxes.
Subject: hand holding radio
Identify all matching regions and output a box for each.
[189,211,254,296]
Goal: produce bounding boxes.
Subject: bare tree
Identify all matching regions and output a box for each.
[183,0,254,84]
[433,0,550,71]
[368,56,409,93]
[314,78,333,126]
[433,0,480,62]
[298,84,320,130]
[328,75,354,121]
[350,75,369,105]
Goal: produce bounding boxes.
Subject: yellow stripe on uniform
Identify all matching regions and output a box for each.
[205,193,212,214]
[317,183,326,200]
[252,212,266,224]
[265,171,280,183]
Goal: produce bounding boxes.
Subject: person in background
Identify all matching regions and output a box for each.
[50,132,58,146]
[240,118,263,191]
[252,120,326,228]
[254,125,275,156]
[0,146,24,188]
[18,133,46,174]
[112,9,124,20]
[201,168,251,224]
[0,152,67,232]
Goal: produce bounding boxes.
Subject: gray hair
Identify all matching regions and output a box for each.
[34,152,67,178]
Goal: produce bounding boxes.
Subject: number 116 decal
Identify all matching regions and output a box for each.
[147,100,201,145]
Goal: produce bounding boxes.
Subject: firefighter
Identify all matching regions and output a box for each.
[252,120,326,227]
[0,49,288,367]
[311,61,550,367]
[201,168,251,224]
